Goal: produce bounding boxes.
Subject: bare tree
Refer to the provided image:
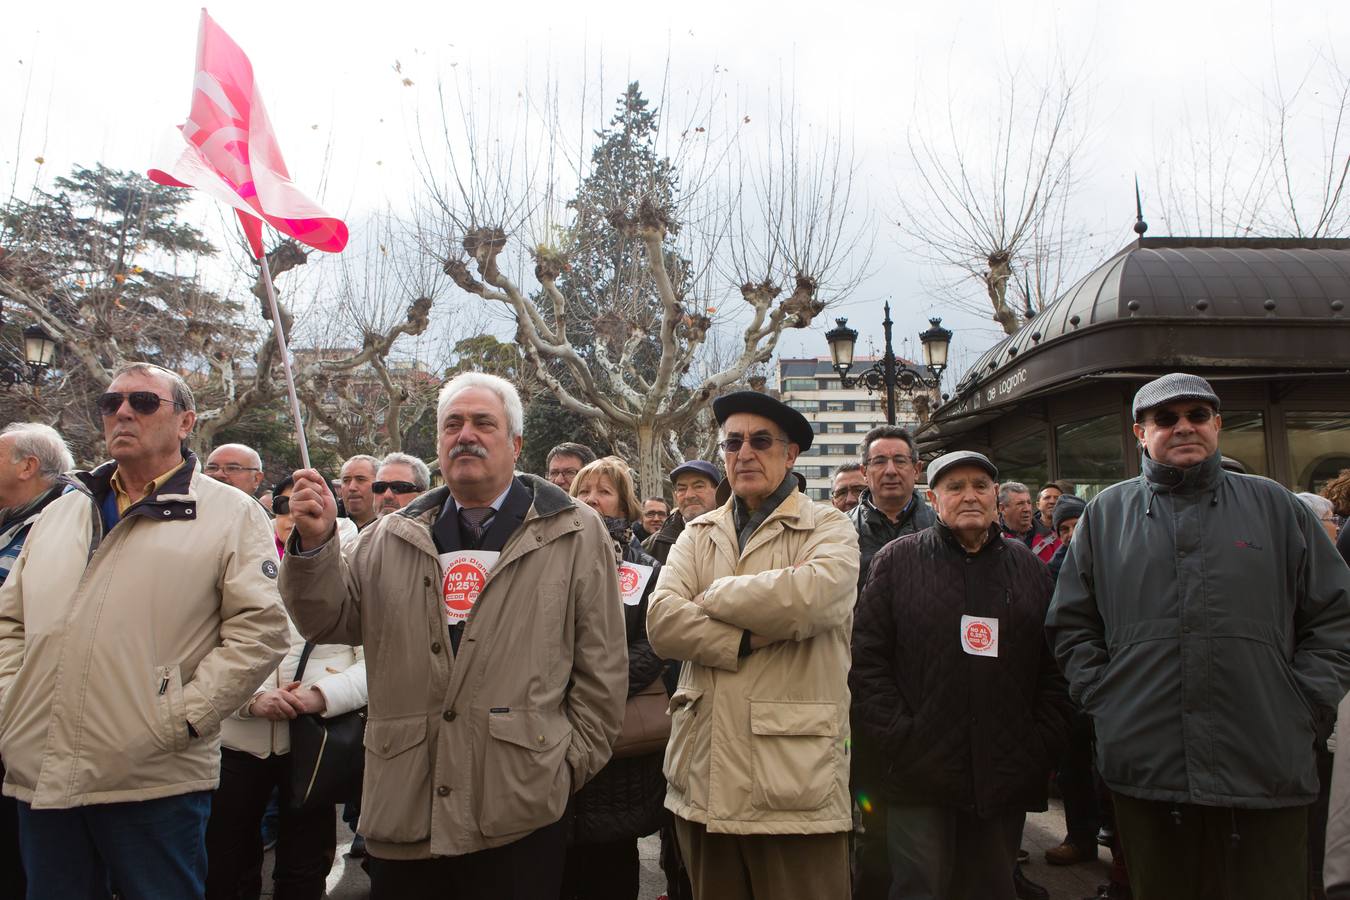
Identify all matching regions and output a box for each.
[417,75,870,496]
[1153,52,1350,238]
[898,59,1089,336]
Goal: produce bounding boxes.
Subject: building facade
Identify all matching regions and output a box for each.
[779,356,932,501]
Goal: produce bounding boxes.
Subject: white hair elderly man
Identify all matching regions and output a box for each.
[280,371,626,899]
[205,443,265,497]
[0,423,75,587]
[375,452,432,517]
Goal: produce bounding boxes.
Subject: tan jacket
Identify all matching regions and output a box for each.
[278,476,627,860]
[0,458,290,809]
[646,487,859,835]
[1324,692,1350,896]
[222,617,366,759]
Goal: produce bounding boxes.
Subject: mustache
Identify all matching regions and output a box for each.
[449,443,488,460]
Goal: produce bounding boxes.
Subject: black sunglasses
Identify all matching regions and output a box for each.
[373,480,419,495]
[96,391,184,417]
[1150,407,1215,428]
[272,495,291,514]
[718,434,788,453]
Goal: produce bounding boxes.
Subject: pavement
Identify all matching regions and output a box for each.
[268,799,1113,899]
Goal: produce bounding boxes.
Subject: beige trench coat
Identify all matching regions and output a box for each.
[646,487,859,835]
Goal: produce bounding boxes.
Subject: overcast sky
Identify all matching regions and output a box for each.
[4,0,1346,389]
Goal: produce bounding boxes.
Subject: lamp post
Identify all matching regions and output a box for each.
[918,317,952,385]
[1,321,59,392]
[825,301,925,425]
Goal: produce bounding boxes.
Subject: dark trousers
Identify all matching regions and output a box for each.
[852,797,889,900]
[1112,791,1308,900]
[1057,712,1101,850]
[885,804,1023,900]
[674,816,851,900]
[0,761,24,900]
[366,813,567,900]
[560,838,639,900]
[17,790,210,900]
[204,748,336,900]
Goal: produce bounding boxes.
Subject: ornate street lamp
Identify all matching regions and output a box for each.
[1,321,59,390]
[919,317,952,384]
[823,301,926,425]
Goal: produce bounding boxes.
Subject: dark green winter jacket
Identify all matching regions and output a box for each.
[1047,451,1350,808]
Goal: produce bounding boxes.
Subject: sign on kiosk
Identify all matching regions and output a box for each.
[438,550,500,623]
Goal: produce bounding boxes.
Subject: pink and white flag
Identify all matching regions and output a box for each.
[149,9,347,258]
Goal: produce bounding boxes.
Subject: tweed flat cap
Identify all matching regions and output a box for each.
[1132,373,1220,421]
[926,450,998,488]
[712,391,814,450]
[1052,495,1087,532]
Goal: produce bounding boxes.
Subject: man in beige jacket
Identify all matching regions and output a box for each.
[0,362,290,900]
[281,371,627,900]
[647,391,860,900]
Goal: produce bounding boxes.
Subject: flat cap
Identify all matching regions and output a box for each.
[926,450,998,488]
[1132,373,1220,421]
[712,391,814,451]
[669,460,720,484]
[1052,495,1087,532]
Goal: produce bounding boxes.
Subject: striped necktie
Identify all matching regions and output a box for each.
[458,506,495,547]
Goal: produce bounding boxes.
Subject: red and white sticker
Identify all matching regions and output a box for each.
[960,614,999,657]
[438,550,500,623]
[617,563,655,606]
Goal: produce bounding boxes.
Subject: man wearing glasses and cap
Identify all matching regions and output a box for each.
[0,362,289,899]
[1048,372,1350,899]
[647,391,859,900]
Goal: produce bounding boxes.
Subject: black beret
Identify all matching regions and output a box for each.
[712,391,814,451]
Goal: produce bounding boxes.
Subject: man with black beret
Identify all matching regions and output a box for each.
[1048,372,1350,899]
[647,391,859,900]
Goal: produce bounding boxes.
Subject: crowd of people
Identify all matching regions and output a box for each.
[0,362,1348,900]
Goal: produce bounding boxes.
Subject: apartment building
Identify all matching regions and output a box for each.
[778,356,930,502]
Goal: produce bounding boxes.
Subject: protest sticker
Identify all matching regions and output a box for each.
[959,614,999,657]
[439,550,500,623]
[617,563,655,606]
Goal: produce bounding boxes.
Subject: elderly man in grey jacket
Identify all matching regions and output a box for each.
[1047,372,1350,900]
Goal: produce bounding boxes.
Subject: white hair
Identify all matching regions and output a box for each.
[341,454,381,476]
[1296,492,1335,520]
[380,452,432,491]
[2,422,75,481]
[208,443,262,469]
[436,372,524,439]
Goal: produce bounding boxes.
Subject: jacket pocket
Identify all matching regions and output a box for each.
[662,687,703,795]
[360,715,431,844]
[152,665,190,753]
[479,709,572,837]
[748,700,839,811]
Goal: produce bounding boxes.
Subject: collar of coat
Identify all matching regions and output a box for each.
[73,451,201,524]
[1142,449,1225,494]
[387,473,585,560]
[935,519,1007,558]
[688,483,818,560]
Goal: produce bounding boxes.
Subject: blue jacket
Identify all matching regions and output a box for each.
[1047,451,1350,808]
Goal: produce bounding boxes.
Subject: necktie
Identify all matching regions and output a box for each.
[459,506,495,548]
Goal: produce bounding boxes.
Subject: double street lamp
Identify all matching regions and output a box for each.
[824,303,953,425]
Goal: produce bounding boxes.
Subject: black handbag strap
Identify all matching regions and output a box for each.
[293,642,315,683]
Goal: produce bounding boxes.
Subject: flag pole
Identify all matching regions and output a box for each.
[258,251,312,470]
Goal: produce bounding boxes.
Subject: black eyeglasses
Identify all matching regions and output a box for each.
[865,454,916,470]
[718,434,788,453]
[96,391,185,417]
[272,495,291,514]
[1149,407,1215,428]
[373,480,419,495]
[831,485,866,499]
